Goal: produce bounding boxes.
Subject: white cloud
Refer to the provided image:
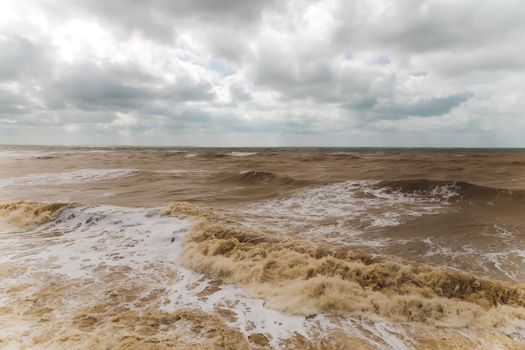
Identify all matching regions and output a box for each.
[0,0,524,146]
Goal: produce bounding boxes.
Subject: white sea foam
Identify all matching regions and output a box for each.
[227,152,258,157]
[340,319,416,350]
[241,180,450,246]
[429,182,461,200]
[0,168,137,189]
[0,150,54,159]
[422,238,525,282]
[0,205,419,349]
[494,224,517,238]
[148,169,207,175]
[0,149,118,162]
[241,180,525,283]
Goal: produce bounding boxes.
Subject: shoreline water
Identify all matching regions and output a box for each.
[1,147,525,348]
[1,200,524,349]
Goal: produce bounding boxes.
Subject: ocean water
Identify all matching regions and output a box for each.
[1,146,525,349]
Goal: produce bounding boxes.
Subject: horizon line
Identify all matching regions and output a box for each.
[1,144,525,150]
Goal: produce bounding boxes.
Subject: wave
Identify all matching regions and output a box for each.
[240,180,451,246]
[0,201,70,229]
[198,152,229,159]
[0,168,138,189]
[226,152,258,157]
[219,170,307,187]
[375,179,520,202]
[0,150,56,159]
[196,151,258,158]
[0,203,377,349]
[35,155,59,160]
[2,201,524,348]
[299,153,362,162]
[0,204,255,348]
[164,202,525,335]
[329,152,363,160]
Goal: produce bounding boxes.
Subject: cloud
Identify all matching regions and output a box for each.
[51,0,278,43]
[376,93,473,118]
[333,0,525,54]
[0,34,51,81]
[0,0,524,146]
[47,62,215,111]
[0,87,32,115]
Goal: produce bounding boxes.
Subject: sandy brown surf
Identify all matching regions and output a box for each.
[1,200,524,349]
[2,146,525,349]
[2,146,525,207]
[0,201,70,229]
[165,202,525,319]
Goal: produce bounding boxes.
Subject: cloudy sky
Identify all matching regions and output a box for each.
[1,0,524,147]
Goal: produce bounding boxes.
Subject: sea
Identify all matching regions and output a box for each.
[1,146,525,349]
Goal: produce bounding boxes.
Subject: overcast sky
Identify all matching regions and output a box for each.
[1,0,524,147]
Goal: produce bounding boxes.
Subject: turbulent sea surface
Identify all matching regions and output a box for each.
[1,146,525,349]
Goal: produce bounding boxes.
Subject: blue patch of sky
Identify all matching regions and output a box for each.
[206,60,236,77]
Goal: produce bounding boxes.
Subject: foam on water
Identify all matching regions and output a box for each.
[0,149,112,160]
[0,169,137,189]
[0,150,54,159]
[227,152,258,157]
[241,180,453,246]
[340,319,416,350]
[148,169,208,175]
[239,180,525,283]
[422,237,525,282]
[0,205,425,349]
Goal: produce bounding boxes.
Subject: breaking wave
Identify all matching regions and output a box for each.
[375,179,519,202]
[0,203,303,348]
[2,200,525,348]
[0,150,56,159]
[165,202,525,336]
[239,180,451,247]
[0,201,452,349]
[236,180,525,284]
[0,201,70,230]
[220,170,307,187]
[226,152,258,157]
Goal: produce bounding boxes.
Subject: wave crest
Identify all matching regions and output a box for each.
[0,201,71,229]
[165,202,525,332]
[219,170,306,187]
[375,179,518,201]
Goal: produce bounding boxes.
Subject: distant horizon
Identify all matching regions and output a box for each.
[2,144,525,150]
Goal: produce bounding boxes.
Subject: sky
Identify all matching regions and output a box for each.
[0,0,524,147]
